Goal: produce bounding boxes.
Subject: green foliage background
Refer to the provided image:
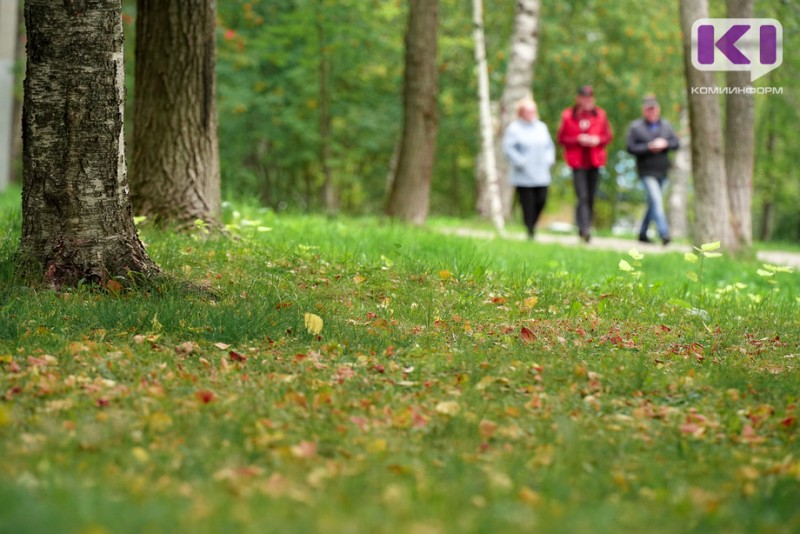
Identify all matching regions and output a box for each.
[13,0,800,241]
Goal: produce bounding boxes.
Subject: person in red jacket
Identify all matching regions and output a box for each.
[557,85,613,243]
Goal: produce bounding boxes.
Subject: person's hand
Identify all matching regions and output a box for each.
[577,134,600,147]
[648,137,668,152]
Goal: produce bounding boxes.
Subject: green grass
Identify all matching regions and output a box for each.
[0,194,798,534]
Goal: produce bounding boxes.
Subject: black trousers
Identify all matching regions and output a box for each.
[516,186,549,236]
[572,168,600,237]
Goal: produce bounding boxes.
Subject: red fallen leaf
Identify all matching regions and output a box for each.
[384,346,395,357]
[491,296,507,305]
[229,350,247,362]
[371,364,385,374]
[196,390,215,404]
[96,398,109,408]
[520,327,536,343]
[780,416,797,428]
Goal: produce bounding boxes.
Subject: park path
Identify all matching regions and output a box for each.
[436,226,800,269]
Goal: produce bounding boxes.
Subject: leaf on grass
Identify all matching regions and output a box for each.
[618,260,635,272]
[353,275,367,284]
[520,327,536,343]
[229,351,247,362]
[105,279,123,293]
[195,390,215,404]
[304,313,323,335]
[699,241,721,252]
[435,401,460,416]
[290,441,318,459]
[214,342,231,350]
[628,248,644,261]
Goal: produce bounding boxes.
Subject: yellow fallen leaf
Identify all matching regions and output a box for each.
[435,401,460,416]
[304,313,323,335]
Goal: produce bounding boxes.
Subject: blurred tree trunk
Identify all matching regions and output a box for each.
[17,0,158,286]
[725,0,755,249]
[472,0,504,234]
[10,0,25,185]
[0,0,18,192]
[476,0,540,221]
[385,0,439,225]
[668,108,690,239]
[317,2,335,215]
[130,0,220,228]
[679,0,733,249]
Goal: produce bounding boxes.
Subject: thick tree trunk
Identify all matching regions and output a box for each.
[680,0,733,249]
[668,108,691,239]
[385,0,439,225]
[18,0,158,286]
[472,0,504,234]
[0,0,18,192]
[725,0,755,249]
[476,0,540,220]
[130,0,220,228]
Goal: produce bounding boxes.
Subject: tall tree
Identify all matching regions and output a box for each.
[724,0,755,249]
[476,0,540,221]
[0,0,19,192]
[385,0,440,225]
[130,0,220,228]
[472,0,505,234]
[17,0,158,286]
[668,108,691,239]
[679,0,733,249]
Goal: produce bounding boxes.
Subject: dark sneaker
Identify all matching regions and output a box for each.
[662,236,671,246]
[638,235,654,244]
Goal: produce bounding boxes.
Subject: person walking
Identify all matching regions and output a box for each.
[502,98,556,239]
[626,94,680,245]
[557,85,613,243]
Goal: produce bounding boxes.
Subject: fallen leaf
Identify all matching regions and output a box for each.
[435,401,460,416]
[304,313,323,335]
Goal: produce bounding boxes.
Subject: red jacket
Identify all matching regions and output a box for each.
[557,106,613,169]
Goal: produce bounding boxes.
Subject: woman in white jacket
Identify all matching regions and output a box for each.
[502,99,556,239]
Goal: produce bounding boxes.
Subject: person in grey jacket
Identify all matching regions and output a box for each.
[626,95,680,245]
[502,98,556,239]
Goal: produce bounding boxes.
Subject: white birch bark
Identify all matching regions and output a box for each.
[473,0,505,235]
[0,0,18,192]
[18,0,158,286]
[477,0,540,220]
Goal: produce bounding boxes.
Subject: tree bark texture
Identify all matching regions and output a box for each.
[0,0,19,191]
[680,0,733,249]
[476,0,540,220]
[724,0,755,249]
[130,0,220,227]
[385,0,439,225]
[18,0,158,286]
[472,0,505,234]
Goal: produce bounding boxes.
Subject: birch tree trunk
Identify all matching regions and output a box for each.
[476,0,540,221]
[472,0,505,234]
[668,108,690,239]
[17,0,158,286]
[385,0,439,225]
[0,0,18,192]
[680,0,733,249]
[130,0,220,228]
[725,0,755,249]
